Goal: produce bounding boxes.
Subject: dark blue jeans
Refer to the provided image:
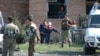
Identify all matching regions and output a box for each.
[45,34,50,44]
[40,34,45,44]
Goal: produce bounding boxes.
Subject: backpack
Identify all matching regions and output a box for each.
[26,26,36,38]
[2,23,19,39]
[61,20,70,30]
[4,28,16,38]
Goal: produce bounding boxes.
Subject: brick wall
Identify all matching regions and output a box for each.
[0,0,13,22]
[29,0,47,26]
[0,0,29,23]
[67,0,86,21]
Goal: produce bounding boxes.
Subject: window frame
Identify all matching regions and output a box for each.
[47,0,67,19]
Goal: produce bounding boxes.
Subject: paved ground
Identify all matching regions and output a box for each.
[0,51,100,56]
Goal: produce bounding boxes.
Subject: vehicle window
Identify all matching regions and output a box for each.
[91,15,100,24]
[90,15,100,27]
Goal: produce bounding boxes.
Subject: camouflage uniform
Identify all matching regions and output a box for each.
[61,18,72,47]
[1,23,19,56]
[26,22,40,56]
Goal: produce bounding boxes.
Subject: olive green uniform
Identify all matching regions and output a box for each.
[26,22,40,56]
[1,23,19,56]
[61,30,72,47]
[61,19,72,47]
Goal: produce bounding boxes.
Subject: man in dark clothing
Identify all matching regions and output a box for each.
[58,6,65,19]
[39,19,48,44]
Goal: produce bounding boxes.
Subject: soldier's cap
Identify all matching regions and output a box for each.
[8,16,13,21]
[26,15,33,21]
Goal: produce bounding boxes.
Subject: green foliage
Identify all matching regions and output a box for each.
[78,15,87,28]
[12,12,26,44]
[78,15,87,43]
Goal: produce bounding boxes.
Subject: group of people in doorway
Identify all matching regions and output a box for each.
[0,14,77,56]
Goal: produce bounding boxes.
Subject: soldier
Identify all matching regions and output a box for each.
[25,15,40,56]
[61,15,72,48]
[1,17,20,56]
[39,19,48,44]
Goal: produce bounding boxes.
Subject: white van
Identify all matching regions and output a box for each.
[0,11,4,53]
[84,2,100,54]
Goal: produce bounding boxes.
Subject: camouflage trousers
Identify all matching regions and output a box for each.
[2,39,16,56]
[61,30,72,47]
[28,38,35,56]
